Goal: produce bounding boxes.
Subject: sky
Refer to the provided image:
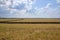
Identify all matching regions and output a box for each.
[0,0,60,18]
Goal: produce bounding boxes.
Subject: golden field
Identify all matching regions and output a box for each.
[0,18,60,40]
[0,18,60,22]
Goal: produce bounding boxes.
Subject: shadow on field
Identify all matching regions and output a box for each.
[0,21,60,24]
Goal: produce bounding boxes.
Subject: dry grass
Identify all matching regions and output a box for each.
[0,24,60,40]
[0,18,60,40]
[0,18,60,22]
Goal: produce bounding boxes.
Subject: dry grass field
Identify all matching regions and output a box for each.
[0,18,60,40]
[0,18,60,22]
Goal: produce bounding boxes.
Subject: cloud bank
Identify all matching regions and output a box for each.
[0,0,60,18]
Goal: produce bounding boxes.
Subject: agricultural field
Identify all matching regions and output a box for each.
[0,18,60,40]
[0,18,60,22]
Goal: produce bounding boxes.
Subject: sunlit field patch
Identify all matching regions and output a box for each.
[0,24,60,40]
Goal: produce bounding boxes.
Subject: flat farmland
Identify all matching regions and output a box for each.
[0,18,60,40]
[0,18,60,22]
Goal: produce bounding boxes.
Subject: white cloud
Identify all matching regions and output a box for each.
[0,0,36,18]
[56,0,60,3]
[0,0,60,18]
[0,0,36,10]
[34,3,60,18]
[45,3,52,8]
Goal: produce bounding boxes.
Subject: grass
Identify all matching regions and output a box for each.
[0,24,60,40]
[0,18,60,40]
[0,18,60,22]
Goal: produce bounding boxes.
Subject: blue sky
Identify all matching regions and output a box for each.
[0,0,60,18]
